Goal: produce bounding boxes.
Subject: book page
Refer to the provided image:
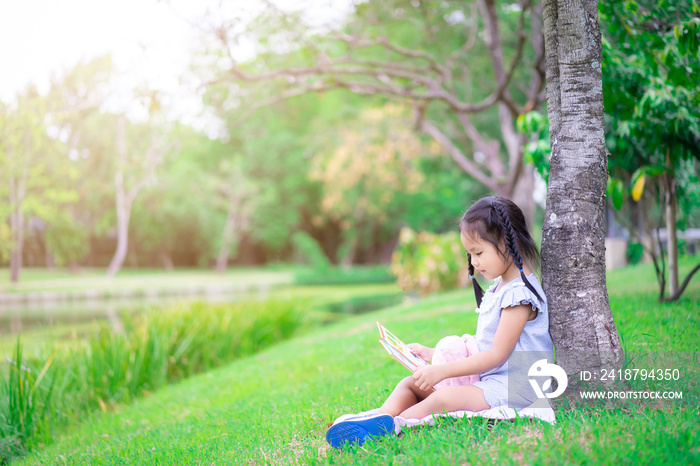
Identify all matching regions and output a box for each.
[377,322,429,372]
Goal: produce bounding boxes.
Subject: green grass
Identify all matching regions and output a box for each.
[1,298,311,463]
[13,258,700,464]
[0,280,403,463]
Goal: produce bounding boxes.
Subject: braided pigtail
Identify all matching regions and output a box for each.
[468,253,484,307]
[491,202,543,302]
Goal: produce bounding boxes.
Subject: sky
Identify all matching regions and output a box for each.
[0,0,351,125]
[0,0,217,127]
[0,1,203,96]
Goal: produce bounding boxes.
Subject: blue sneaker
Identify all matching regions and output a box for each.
[325,413,395,448]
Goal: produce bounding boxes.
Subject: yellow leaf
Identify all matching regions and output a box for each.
[632,174,646,201]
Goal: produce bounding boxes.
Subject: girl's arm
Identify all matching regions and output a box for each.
[412,304,533,391]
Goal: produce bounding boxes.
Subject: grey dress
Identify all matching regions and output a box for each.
[471,274,554,408]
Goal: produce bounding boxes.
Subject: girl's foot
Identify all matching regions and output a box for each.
[329,408,381,427]
[325,413,395,448]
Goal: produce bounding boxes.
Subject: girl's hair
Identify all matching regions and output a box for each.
[459,196,542,307]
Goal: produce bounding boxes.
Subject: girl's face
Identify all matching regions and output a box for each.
[460,231,511,281]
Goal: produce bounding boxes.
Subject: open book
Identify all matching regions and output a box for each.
[377,322,430,373]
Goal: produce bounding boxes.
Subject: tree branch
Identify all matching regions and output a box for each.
[333,32,447,77]
[478,0,522,115]
[420,118,497,191]
[230,82,340,125]
[214,17,529,116]
[666,262,700,302]
[523,0,546,112]
[456,111,504,177]
[206,2,547,200]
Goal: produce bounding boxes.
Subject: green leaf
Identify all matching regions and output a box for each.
[607,177,625,210]
[612,181,625,210]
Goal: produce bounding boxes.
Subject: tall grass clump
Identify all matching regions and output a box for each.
[0,298,308,463]
[0,341,56,462]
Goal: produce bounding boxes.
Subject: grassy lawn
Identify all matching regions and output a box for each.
[15,258,700,465]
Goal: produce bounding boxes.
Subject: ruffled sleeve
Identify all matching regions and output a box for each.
[497,282,544,314]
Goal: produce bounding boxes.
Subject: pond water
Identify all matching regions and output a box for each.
[0,289,405,336]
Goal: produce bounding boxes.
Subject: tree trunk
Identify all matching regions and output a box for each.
[216,195,240,275]
[106,170,131,278]
[341,239,358,268]
[541,0,623,381]
[45,245,55,270]
[664,147,679,296]
[8,175,24,283]
[105,115,162,279]
[160,252,174,271]
[128,237,139,269]
[9,212,23,283]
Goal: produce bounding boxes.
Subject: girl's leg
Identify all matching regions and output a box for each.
[375,376,434,416]
[398,385,489,419]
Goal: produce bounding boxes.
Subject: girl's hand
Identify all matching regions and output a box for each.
[412,365,447,391]
[407,343,435,363]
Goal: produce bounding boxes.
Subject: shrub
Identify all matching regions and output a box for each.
[390,227,469,296]
[291,231,331,270]
[293,265,394,286]
[626,241,644,265]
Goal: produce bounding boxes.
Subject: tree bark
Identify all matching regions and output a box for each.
[541,0,623,379]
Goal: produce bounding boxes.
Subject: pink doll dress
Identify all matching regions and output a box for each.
[431,334,481,389]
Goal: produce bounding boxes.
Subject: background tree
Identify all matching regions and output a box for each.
[205,0,547,223]
[130,127,228,270]
[541,0,623,379]
[47,56,122,267]
[44,213,89,269]
[1,89,49,282]
[205,80,364,264]
[309,103,426,265]
[602,0,700,301]
[212,158,259,274]
[0,87,78,282]
[105,114,176,277]
[47,57,179,276]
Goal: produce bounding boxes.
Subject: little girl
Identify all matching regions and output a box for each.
[326,197,554,448]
